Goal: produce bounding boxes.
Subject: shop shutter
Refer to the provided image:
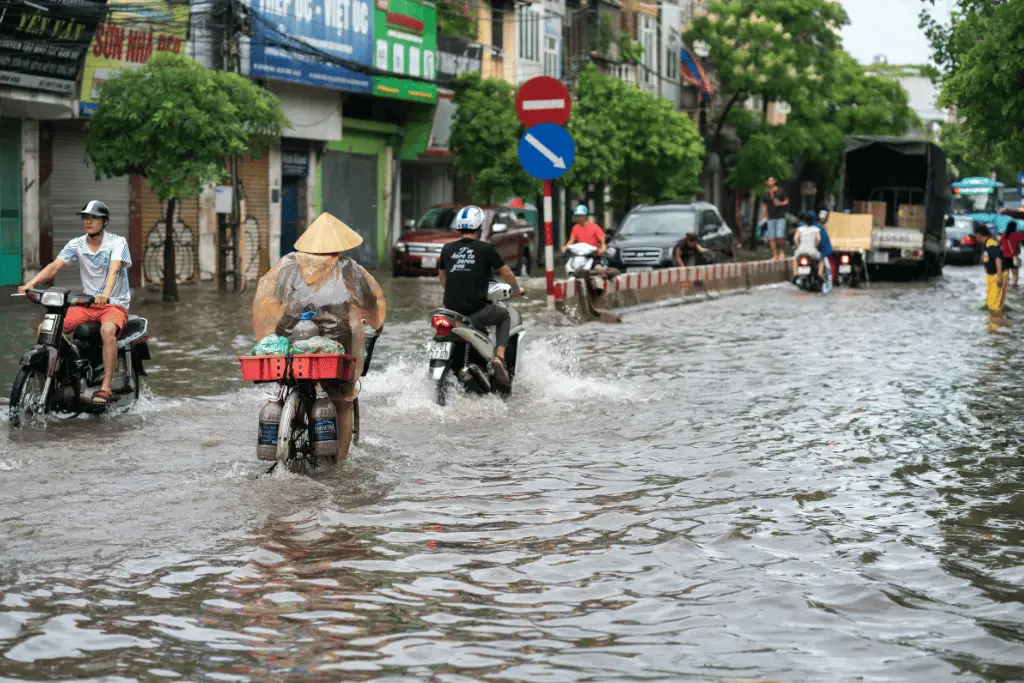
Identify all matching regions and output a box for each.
[50,123,130,287]
[239,153,270,279]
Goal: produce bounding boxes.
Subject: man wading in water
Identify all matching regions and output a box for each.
[253,213,386,462]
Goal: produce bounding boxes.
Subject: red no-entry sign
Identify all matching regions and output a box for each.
[516,76,572,128]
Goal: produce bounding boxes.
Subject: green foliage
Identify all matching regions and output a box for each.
[564,65,703,210]
[437,0,477,40]
[87,52,287,201]
[930,0,1024,163]
[449,73,538,203]
[938,121,1018,183]
[726,133,790,193]
[618,34,645,65]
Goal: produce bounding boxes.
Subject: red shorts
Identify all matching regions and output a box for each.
[63,304,129,335]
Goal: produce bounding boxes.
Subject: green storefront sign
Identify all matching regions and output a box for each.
[372,0,437,102]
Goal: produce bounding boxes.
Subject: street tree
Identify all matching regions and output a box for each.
[87,52,286,301]
[922,0,1024,164]
[684,0,848,169]
[449,73,538,204]
[564,65,703,213]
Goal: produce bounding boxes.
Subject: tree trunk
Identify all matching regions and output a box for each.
[162,197,179,302]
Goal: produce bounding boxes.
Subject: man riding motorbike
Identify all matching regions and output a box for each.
[438,205,525,389]
[253,212,386,462]
[562,204,606,255]
[18,200,132,406]
[791,213,824,282]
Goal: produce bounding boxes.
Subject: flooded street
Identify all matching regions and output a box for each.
[0,267,1022,682]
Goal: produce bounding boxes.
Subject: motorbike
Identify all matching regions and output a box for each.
[565,242,601,277]
[9,288,150,427]
[793,255,828,294]
[835,251,866,288]
[427,282,525,406]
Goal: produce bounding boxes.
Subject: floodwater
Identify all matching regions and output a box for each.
[0,267,1021,683]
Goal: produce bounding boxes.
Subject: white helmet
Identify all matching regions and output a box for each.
[455,205,485,232]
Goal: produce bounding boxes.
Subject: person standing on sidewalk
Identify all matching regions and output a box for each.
[760,177,789,261]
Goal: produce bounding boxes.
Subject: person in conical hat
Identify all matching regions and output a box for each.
[253,212,386,462]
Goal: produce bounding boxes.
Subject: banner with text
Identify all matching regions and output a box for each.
[370,0,436,102]
[242,0,374,93]
[78,0,189,116]
[0,0,108,94]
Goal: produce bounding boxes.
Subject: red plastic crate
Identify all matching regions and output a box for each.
[238,355,288,381]
[290,354,356,381]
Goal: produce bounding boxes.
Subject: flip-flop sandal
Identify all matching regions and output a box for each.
[490,358,510,389]
[93,390,113,405]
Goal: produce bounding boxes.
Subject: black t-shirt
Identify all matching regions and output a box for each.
[763,188,788,220]
[440,237,504,315]
[984,239,1003,276]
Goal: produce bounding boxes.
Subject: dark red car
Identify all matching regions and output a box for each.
[393,203,538,277]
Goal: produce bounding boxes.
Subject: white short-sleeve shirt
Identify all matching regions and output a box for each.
[57,231,132,309]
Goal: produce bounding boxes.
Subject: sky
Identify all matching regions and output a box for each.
[838,0,951,65]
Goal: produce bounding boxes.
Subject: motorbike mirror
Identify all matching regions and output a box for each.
[491,222,508,234]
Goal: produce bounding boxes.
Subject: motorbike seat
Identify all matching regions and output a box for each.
[72,315,147,348]
[435,308,488,334]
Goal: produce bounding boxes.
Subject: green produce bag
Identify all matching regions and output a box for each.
[291,335,344,355]
[251,334,291,356]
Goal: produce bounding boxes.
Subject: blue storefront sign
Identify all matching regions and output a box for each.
[242,0,374,93]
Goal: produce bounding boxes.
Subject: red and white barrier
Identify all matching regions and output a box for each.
[552,259,791,302]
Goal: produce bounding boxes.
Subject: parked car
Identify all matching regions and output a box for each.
[945,215,981,265]
[394,203,538,277]
[605,201,735,271]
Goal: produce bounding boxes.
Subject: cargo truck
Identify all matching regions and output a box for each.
[838,136,952,277]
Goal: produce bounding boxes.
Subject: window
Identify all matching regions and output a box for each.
[517,4,540,62]
[491,0,504,51]
[639,15,656,86]
[543,36,559,77]
[665,47,679,80]
[700,209,721,234]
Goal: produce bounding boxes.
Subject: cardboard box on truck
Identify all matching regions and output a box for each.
[853,200,887,227]
[897,204,927,231]
[827,213,873,251]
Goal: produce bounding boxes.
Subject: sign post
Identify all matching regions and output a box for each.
[515,77,573,311]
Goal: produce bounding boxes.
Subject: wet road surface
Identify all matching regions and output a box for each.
[0,267,1022,682]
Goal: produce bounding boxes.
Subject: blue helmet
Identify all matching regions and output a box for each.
[573,204,589,217]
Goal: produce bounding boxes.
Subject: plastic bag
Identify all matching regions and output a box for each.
[291,335,344,355]
[251,334,291,356]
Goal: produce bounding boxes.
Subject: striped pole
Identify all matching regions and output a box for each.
[544,180,554,311]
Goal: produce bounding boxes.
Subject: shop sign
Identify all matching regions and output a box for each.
[0,0,108,95]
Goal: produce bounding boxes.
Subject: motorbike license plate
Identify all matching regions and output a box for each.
[839,264,852,274]
[870,251,889,264]
[421,255,438,269]
[40,314,57,334]
[797,266,811,275]
[427,341,452,360]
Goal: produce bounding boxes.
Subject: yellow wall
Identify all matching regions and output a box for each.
[478,2,516,83]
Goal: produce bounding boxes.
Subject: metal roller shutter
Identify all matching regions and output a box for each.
[50,123,130,287]
[239,153,270,280]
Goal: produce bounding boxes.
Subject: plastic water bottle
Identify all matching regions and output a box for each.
[291,311,320,342]
[310,397,338,459]
[257,400,282,461]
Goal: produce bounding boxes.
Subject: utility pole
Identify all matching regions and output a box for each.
[218,0,244,292]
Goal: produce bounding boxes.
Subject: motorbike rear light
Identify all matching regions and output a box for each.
[798,257,809,265]
[960,236,976,246]
[431,315,453,337]
[913,250,920,258]
[840,254,850,264]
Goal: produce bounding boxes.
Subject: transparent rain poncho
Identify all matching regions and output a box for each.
[253,253,386,397]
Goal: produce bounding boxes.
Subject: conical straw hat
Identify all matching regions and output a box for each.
[294,212,364,254]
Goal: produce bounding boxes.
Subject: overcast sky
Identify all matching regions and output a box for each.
[839,0,952,65]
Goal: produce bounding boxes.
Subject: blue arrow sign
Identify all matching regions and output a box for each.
[518,123,575,180]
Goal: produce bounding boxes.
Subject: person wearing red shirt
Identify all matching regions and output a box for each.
[1000,221,1024,287]
[562,204,606,255]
